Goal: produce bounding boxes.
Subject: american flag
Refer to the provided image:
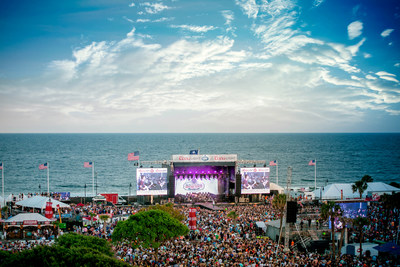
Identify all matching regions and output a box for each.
[84,162,93,168]
[269,160,277,166]
[308,160,316,166]
[128,151,140,161]
[39,162,48,170]
[0,162,3,170]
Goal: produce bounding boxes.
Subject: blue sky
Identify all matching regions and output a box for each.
[0,0,399,133]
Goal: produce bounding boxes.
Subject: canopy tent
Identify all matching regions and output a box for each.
[270,182,284,194]
[313,182,400,200]
[373,242,400,255]
[5,212,53,225]
[15,196,70,209]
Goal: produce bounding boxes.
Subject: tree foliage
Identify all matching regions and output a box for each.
[140,203,185,221]
[320,201,342,260]
[112,209,189,251]
[272,193,286,234]
[353,216,370,259]
[0,233,129,267]
[352,175,373,199]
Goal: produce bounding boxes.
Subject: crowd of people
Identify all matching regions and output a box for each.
[1,193,400,266]
[175,193,216,203]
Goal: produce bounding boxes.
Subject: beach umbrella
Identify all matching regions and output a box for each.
[373,242,400,255]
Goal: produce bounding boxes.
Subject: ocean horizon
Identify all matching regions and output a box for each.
[0,133,399,197]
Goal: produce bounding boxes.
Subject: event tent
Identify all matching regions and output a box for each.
[270,182,284,194]
[5,213,53,224]
[313,182,400,200]
[15,196,70,209]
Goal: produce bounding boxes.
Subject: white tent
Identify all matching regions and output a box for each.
[5,212,53,224]
[313,182,400,200]
[270,182,284,194]
[15,196,70,209]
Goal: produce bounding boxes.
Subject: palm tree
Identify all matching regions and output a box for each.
[272,193,287,236]
[99,214,110,232]
[352,175,373,199]
[227,210,239,231]
[320,201,342,261]
[353,216,370,260]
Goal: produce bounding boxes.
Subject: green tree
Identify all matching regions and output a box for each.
[112,209,189,261]
[353,216,370,260]
[320,201,342,260]
[0,233,129,267]
[141,203,185,221]
[272,193,286,236]
[99,214,110,232]
[352,175,373,199]
[227,210,239,228]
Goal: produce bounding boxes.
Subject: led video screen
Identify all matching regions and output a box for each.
[136,168,168,196]
[240,167,270,194]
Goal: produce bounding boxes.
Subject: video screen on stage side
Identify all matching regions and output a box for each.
[175,177,219,195]
[136,168,168,195]
[240,167,270,194]
[331,202,368,230]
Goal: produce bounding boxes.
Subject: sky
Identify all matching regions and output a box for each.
[0,0,399,133]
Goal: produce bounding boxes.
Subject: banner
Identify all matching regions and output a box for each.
[240,167,270,194]
[188,208,197,230]
[136,168,168,196]
[172,154,237,163]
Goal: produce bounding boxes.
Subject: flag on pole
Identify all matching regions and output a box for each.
[308,160,316,166]
[128,151,140,161]
[269,160,277,166]
[84,162,93,168]
[189,150,198,155]
[0,162,2,170]
[39,163,48,170]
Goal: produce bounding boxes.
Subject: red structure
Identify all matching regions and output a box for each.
[45,201,53,219]
[188,207,197,230]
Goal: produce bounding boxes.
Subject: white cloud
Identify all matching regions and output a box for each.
[170,25,217,33]
[347,21,363,40]
[313,0,324,7]
[235,0,258,19]
[395,63,400,68]
[123,16,134,23]
[381,29,394,38]
[376,71,399,83]
[127,27,136,38]
[141,2,169,14]
[365,74,376,80]
[363,53,371,58]
[129,2,135,7]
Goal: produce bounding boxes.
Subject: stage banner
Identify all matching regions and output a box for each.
[175,177,219,195]
[240,167,270,194]
[172,154,237,163]
[136,168,168,196]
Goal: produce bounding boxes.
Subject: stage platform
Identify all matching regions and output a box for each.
[196,203,225,211]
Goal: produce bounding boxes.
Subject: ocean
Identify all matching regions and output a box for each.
[0,133,399,197]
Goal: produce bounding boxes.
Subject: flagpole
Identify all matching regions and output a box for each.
[276,161,279,185]
[47,162,50,197]
[92,161,95,196]
[2,162,4,207]
[314,159,317,190]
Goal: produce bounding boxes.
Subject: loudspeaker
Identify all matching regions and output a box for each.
[235,174,241,197]
[286,201,297,223]
[168,175,175,198]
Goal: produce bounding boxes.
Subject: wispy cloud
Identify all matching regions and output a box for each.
[376,71,399,83]
[141,2,170,14]
[235,0,258,19]
[347,21,363,40]
[170,24,217,33]
[313,0,324,7]
[381,29,394,38]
